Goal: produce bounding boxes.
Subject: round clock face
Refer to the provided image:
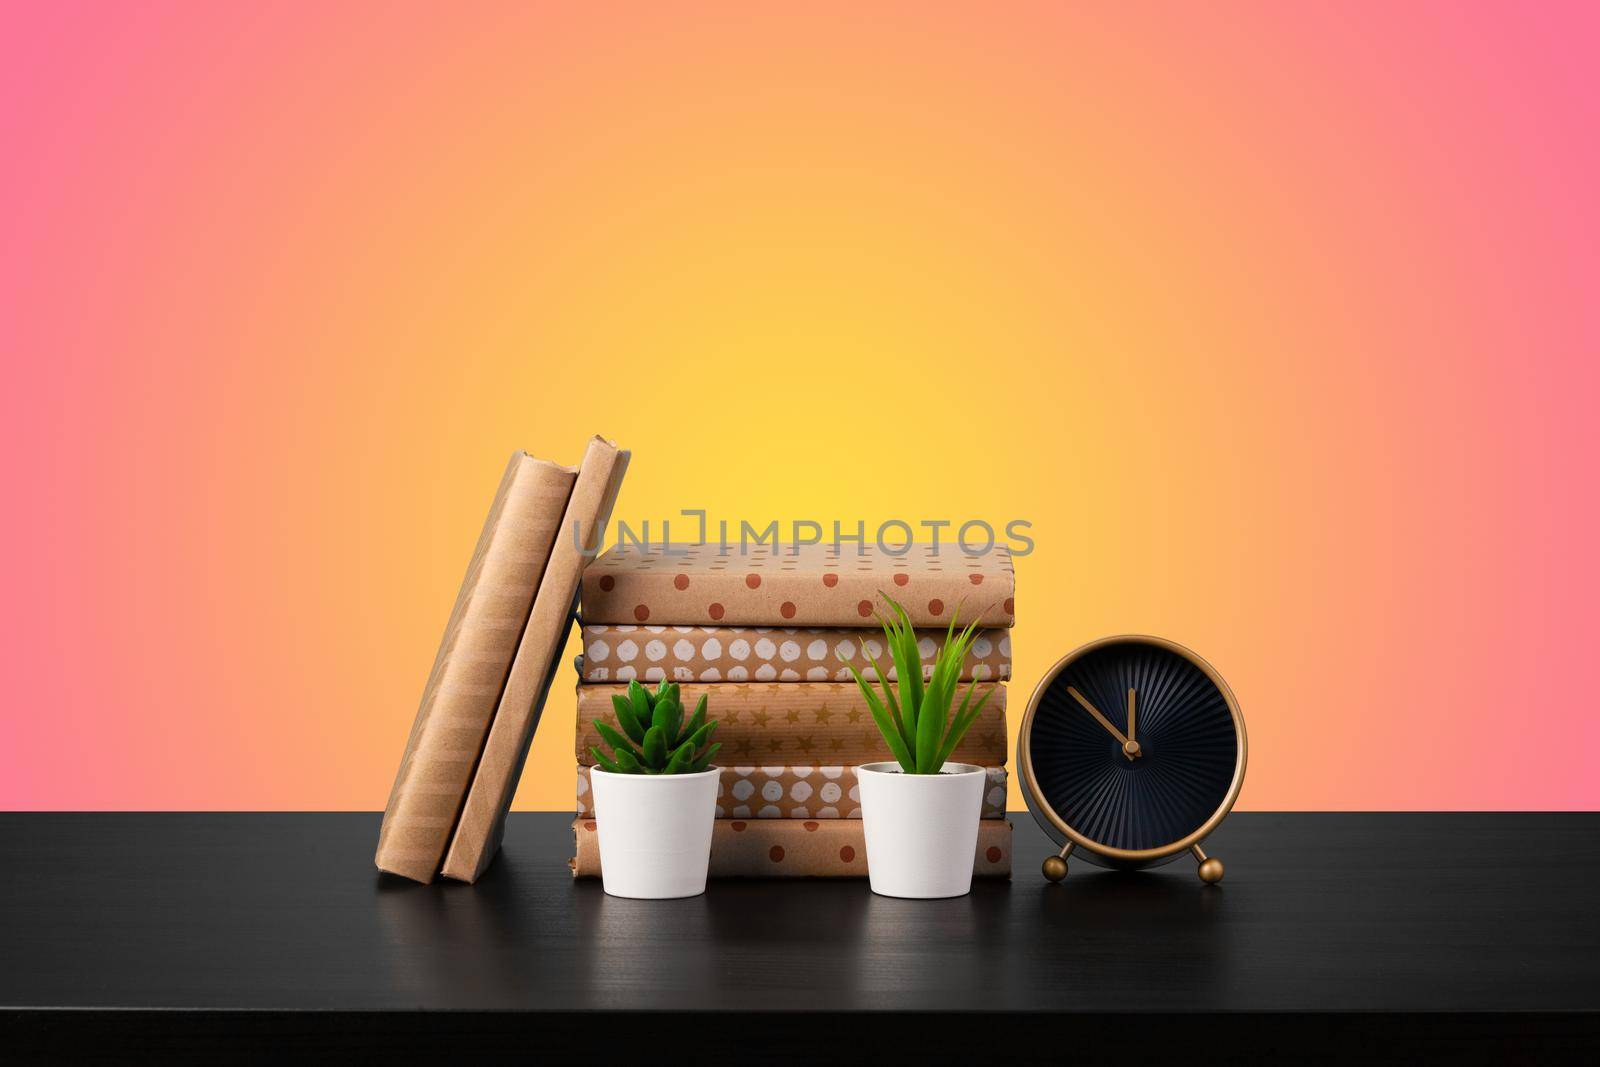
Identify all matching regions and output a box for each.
[1023,636,1243,864]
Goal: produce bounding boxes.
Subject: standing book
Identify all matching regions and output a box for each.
[374,452,576,883]
[441,436,630,883]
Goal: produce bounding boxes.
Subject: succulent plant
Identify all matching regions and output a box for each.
[591,679,720,774]
[841,593,993,774]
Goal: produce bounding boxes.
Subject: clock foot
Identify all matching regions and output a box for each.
[1042,842,1074,883]
[1191,843,1224,884]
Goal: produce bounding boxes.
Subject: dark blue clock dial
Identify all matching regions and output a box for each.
[1029,639,1238,855]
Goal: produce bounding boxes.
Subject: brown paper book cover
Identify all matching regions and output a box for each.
[577,624,1011,684]
[576,764,1009,820]
[374,452,576,883]
[581,543,1015,627]
[441,436,629,883]
[576,681,1007,766]
[570,815,1012,879]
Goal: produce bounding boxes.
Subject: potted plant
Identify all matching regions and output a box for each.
[587,679,721,899]
[842,596,994,898]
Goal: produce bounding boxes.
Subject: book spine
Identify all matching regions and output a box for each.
[375,453,576,883]
[571,816,1013,879]
[441,437,630,883]
[578,625,1011,684]
[580,551,1015,627]
[576,765,1009,820]
[576,682,1008,767]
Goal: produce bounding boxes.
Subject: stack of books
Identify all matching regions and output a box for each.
[570,543,1016,878]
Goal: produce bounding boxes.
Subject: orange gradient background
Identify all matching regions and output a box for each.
[3,3,1596,811]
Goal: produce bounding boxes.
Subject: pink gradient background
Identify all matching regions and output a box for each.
[2,3,1596,811]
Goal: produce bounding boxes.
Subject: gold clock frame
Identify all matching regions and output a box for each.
[1018,634,1247,884]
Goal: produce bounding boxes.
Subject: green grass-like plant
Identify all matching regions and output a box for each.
[840,594,993,774]
[590,679,720,774]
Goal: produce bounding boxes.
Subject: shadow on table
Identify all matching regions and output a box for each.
[1016,867,1239,1005]
[570,877,1014,1009]
[372,858,574,1008]
[369,853,1234,1010]
[1036,866,1228,924]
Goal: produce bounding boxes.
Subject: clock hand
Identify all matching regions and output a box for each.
[1126,688,1140,759]
[1066,686,1139,760]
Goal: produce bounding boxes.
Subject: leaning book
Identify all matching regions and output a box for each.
[374,452,576,884]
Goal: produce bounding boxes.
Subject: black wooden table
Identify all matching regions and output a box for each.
[2,812,1597,1063]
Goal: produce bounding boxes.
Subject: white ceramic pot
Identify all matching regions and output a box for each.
[588,766,719,899]
[856,761,986,899]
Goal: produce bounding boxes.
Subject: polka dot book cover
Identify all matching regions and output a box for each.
[581,543,1016,626]
[575,765,1010,821]
[570,815,1013,879]
[577,624,1012,684]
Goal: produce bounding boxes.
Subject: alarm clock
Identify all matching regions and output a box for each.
[1017,635,1246,883]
